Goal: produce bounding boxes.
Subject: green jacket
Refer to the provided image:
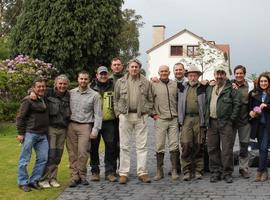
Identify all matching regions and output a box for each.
[205,79,241,126]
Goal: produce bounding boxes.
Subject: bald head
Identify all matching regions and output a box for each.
[158,65,170,81]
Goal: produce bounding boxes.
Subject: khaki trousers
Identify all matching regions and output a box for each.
[155,117,179,153]
[66,122,91,181]
[119,113,149,177]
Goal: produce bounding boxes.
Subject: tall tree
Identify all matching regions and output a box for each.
[0,0,23,36]
[10,0,123,78]
[118,8,144,66]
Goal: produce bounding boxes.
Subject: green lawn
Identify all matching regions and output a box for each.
[0,123,103,200]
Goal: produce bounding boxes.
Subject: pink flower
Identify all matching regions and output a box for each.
[253,106,262,114]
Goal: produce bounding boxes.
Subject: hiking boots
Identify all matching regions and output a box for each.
[138,174,151,183]
[106,174,117,182]
[239,169,250,179]
[119,176,128,184]
[154,152,164,181]
[91,173,100,181]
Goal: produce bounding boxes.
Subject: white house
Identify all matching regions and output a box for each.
[146,26,230,80]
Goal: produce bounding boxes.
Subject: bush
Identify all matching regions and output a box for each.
[0,55,58,121]
[0,37,11,60]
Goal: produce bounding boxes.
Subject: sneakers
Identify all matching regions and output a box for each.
[183,173,191,181]
[19,185,32,192]
[50,179,60,188]
[91,173,100,182]
[119,176,128,184]
[38,180,50,188]
[223,174,233,183]
[138,174,151,183]
[106,174,117,182]
[194,172,203,180]
[239,169,250,179]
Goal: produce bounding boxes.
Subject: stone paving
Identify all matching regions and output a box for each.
[58,118,270,200]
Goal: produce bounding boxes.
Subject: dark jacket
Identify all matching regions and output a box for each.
[46,88,70,128]
[178,82,207,127]
[16,96,49,135]
[248,89,270,139]
[231,80,250,128]
[90,78,115,121]
[205,79,241,126]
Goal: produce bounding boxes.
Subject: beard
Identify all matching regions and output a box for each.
[188,80,198,86]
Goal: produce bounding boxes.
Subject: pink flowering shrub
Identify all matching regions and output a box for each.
[0,55,58,121]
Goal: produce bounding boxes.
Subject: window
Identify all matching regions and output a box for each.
[187,45,199,56]
[170,46,183,56]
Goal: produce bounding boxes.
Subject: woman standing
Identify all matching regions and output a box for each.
[249,73,270,181]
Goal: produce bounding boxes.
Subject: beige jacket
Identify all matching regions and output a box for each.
[114,74,153,117]
[151,79,178,119]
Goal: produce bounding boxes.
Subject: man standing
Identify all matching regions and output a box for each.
[16,78,49,192]
[38,75,70,188]
[110,57,125,173]
[89,66,117,182]
[66,71,102,187]
[205,65,241,183]
[110,57,125,85]
[232,65,253,178]
[173,62,187,83]
[152,65,179,181]
[114,59,153,184]
[178,66,207,181]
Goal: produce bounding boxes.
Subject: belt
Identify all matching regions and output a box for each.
[70,120,89,124]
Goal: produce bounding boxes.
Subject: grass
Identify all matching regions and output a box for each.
[0,122,104,200]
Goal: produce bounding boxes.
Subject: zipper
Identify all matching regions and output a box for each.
[165,82,173,118]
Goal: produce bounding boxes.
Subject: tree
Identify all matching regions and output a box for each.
[10,0,123,79]
[179,41,229,80]
[117,9,144,66]
[0,0,23,36]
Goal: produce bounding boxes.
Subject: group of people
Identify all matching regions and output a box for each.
[15,57,270,192]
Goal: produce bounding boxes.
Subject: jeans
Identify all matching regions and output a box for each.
[90,120,116,176]
[17,132,48,186]
[258,124,269,172]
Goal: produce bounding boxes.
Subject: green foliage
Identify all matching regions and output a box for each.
[118,9,144,66]
[0,55,58,121]
[0,0,23,36]
[0,36,11,59]
[10,0,123,78]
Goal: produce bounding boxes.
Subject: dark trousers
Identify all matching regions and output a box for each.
[207,118,235,176]
[90,120,116,176]
[114,118,120,171]
[258,124,269,172]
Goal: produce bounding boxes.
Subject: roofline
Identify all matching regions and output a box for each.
[146,29,206,54]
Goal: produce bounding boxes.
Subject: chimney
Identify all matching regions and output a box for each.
[152,25,166,47]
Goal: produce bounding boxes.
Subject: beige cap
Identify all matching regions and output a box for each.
[185,65,202,77]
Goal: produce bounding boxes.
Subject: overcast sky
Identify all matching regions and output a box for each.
[123,0,270,76]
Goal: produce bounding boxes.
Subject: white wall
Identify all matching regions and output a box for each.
[147,32,202,79]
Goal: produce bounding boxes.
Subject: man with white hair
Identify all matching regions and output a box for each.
[178,66,207,181]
